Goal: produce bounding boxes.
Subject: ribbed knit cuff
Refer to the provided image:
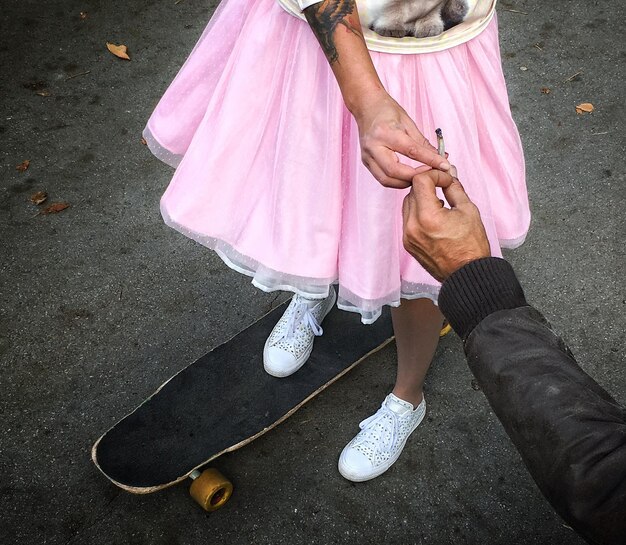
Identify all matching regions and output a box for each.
[438,257,527,340]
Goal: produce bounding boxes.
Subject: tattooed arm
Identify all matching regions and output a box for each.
[303,1,450,188]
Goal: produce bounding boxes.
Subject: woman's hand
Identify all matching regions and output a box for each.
[354,92,450,189]
[303,1,448,188]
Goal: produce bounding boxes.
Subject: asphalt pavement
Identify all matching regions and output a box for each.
[1,0,624,544]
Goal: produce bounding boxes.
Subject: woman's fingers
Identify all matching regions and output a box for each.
[372,147,423,181]
[365,145,450,190]
[387,130,450,171]
[366,148,434,188]
[403,116,438,153]
[364,157,412,189]
[401,115,451,169]
[358,97,452,189]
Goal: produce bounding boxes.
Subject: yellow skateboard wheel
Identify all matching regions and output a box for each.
[189,468,233,512]
[439,322,452,337]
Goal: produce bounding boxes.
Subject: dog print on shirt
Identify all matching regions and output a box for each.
[364,0,471,38]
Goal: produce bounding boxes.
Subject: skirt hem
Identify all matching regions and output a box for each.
[143,127,181,169]
[162,201,442,324]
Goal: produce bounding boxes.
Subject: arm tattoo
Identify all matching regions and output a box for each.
[304,0,364,65]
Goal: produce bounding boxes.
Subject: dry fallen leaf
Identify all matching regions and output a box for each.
[36,89,51,97]
[541,87,551,94]
[40,202,70,215]
[575,102,594,114]
[16,160,30,172]
[106,42,130,60]
[80,12,88,20]
[140,137,147,145]
[30,191,48,205]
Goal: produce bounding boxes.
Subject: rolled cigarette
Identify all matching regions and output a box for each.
[435,128,445,157]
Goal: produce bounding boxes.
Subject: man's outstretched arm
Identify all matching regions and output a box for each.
[440,258,626,545]
[403,170,626,545]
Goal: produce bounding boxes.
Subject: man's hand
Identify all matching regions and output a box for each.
[402,168,491,282]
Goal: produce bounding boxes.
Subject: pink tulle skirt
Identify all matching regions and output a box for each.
[144,0,530,324]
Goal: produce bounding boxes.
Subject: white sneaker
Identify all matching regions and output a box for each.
[263,290,337,378]
[338,393,426,482]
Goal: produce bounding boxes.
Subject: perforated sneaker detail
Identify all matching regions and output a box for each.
[338,394,426,482]
[263,290,336,377]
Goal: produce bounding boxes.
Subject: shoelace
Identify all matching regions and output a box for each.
[275,300,324,343]
[357,405,398,451]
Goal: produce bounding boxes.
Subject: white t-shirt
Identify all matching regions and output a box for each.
[277,0,496,53]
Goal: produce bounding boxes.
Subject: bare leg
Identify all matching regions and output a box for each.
[391,298,444,407]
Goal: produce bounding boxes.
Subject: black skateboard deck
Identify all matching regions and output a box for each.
[92,300,394,502]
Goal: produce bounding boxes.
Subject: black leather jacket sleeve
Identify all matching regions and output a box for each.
[439,258,626,545]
